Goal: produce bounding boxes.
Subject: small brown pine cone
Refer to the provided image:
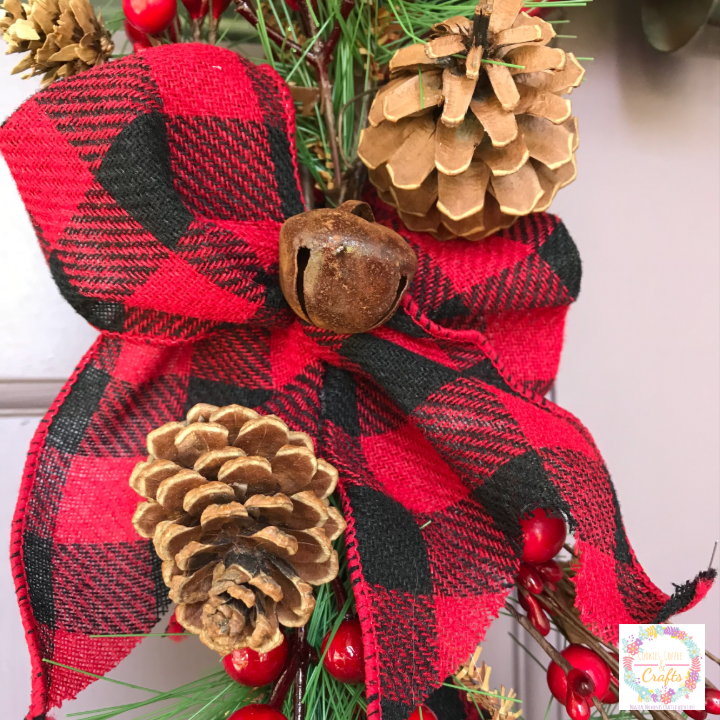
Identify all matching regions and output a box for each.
[358,0,584,241]
[130,404,347,655]
[1,0,113,86]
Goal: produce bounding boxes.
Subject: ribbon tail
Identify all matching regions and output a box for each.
[337,317,715,717]
[14,336,171,719]
[320,364,518,720]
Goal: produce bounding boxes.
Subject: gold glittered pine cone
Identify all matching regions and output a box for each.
[1,0,113,86]
[130,403,347,655]
[358,0,584,241]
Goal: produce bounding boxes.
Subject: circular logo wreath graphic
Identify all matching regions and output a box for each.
[622,625,702,705]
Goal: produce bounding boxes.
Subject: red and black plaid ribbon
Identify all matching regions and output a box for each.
[0,44,713,720]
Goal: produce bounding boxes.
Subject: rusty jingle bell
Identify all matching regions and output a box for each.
[279,200,417,334]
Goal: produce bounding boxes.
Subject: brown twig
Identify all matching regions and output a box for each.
[331,577,348,616]
[708,649,720,665]
[293,626,310,720]
[208,15,219,44]
[538,589,617,665]
[298,0,344,189]
[336,87,377,166]
[316,64,343,188]
[191,17,203,42]
[299,165,315,210]
[505,601,610,720]
[269,632,300,712]
[234,0,306,57]
[654,711,685,720]
[322,0,355,62]
[296,0,318,40]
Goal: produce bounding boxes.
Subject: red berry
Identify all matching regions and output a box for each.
[547,645,611,703]
[599,686,618,704]
[518,562,544,594]
[322,619,365,684]
[520,593,550,636]
[123,0,176,35]
[124,18,151,49]
[520,509,566,563]
[180,0,207,18]
[566,690,591,720]
[567,668,595,698]
[535,559,565,583]
[528,603,550,636]
[165,611,186,642]
[210,0,230,19]
[223,636,289,687]
[285,0,317,10]
[686,711,708,720]
[227,705,287,720]
[707,689,720,715]
[408,706,439,720]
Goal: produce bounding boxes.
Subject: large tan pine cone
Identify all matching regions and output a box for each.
[358,0,584,241]
[130,404,347,655]
[1,0,113,86]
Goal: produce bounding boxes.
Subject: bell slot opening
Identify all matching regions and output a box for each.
[295,247,311,320]
[374,274,409,328]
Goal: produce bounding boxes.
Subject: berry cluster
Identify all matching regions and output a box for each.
[517,508,567,637]
[122,0,232,50]
[517,510,618,720]
[222,619,366,720]
[547,645,616,720]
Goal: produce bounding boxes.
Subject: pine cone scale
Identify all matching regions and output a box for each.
[519,115,573,169]
[392,173,438,217]
[384,72,442,122]
[506,44,566,74]
[386,116,436,189]
[437,162,490,221]
[389,42,433,73]
[487,63,520,111]
[200,502,249,532]
[496,24,541,47]
[441,68,477,125]
[435,116,483,175]
[156,469,207,510]
[426,33,465,59]
[492,162,544,215]
[488,0,525,34]
[478,134,528,175]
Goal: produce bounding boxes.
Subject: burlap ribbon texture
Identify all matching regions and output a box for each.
[0,44,714,720]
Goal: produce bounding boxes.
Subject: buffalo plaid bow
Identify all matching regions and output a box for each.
[1,44,714,720]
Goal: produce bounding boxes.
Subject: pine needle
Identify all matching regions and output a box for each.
[508,632,548,672]
[544,695,555,720]
[442,681,522,705]
[88,633,187,638]
[42,659,163,695]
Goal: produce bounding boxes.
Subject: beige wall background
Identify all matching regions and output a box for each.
[1,0,718,717]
